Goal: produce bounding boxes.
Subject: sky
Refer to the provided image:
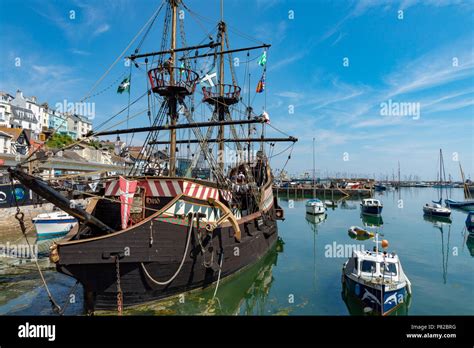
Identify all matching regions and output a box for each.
[0,0,473,181]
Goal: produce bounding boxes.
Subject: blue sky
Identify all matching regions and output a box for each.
[1,0,473,180]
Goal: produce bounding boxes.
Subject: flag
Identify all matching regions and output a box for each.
[117,76,131,94]
[200,68,217,88]
[262,111,270,123]
[256,72,265,93]
[258,51,267,67]
[119,176,137,229]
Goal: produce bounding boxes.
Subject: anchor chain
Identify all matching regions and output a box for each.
[114,255,123,315]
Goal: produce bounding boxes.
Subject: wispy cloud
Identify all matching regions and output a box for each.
[93,23,110,36]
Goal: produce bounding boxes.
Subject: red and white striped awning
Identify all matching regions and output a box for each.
[104,178,232,202]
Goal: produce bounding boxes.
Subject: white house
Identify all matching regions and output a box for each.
[0,92,14,127]
[10,90,42,139]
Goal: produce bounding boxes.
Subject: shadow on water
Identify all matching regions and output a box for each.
[96,238,285,316]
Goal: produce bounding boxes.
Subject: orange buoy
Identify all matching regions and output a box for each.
[381,239,389,249]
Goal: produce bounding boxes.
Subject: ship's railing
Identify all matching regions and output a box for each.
[148,66,199,95]
[202,84,241,102]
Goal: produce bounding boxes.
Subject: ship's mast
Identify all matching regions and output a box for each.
[218,0,226,172]
[169,0,178,176]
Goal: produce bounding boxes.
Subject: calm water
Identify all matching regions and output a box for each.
[1,187,473,315]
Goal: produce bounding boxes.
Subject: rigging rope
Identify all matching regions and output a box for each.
[141,212,195,286]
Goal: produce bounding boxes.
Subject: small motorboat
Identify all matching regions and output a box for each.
[423,203,451,217]
[445,199,474,211]
[342,236,412,316]
[360,198,383,216]
[348,226,374,239]
[33,210,78,240]
[374,184,387,191]
[324,200,337,208]
[466,211,474,232]
[305,198,326,215]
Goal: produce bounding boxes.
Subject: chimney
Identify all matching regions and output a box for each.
[31,96,37,104]
[15,89,23,100]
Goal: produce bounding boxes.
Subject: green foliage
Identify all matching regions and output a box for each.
[46,133,74,149]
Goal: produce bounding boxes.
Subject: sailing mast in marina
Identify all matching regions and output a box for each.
[305,138,325,215]
[8,0,296,312]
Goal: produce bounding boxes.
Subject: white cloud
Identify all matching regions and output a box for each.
[93,23,111,36]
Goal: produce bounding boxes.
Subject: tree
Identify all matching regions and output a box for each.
[46,133,74,149]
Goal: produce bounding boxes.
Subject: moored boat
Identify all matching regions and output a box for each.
[466,211,474,232]
[305,138,325,216]
[360,198,383,216]
[445,199,474,211]
[347,226,374,239]
[342,236,412,316]
[33,210,78,240]
[423,203,451,218]
[306,199,325,215]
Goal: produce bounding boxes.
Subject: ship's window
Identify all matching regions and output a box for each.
[361,260,376,273]
[354,258,358,271]
[380,262,397,276]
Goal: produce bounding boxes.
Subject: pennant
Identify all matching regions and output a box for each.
[117,76,131,94]
[258,51,267,67]
[256,72,265,93]
[119,176,138,229]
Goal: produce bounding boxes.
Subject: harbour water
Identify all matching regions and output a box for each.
[0,187,472,315]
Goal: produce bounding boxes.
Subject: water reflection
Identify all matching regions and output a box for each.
[464,232,474,257]
[341,283,412,316]
[360,214,384,227]
[113,238,285,315]
[423,214,451,284]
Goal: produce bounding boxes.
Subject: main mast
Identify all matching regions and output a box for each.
[169,0,178,176]
[218,0,226,172]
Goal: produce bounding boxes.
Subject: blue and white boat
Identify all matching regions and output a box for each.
[445,199,474,211]
[360,198,383,216]
[342,235,411,316]
[466,211,474,232]
[33,210,78,240]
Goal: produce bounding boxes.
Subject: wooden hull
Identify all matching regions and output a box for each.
[56,205,279,311]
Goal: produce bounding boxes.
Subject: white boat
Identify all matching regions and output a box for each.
[423,203,451,217]
[305,138,326,216]
[33,210,78,240]
[324,200,337,208]
[305,199,325,215]
[342,235,412,315]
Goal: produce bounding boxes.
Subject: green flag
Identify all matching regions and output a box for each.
[117,76,131,94]
[258,51,267,66]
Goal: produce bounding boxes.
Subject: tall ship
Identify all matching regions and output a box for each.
[8,0,296,312]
